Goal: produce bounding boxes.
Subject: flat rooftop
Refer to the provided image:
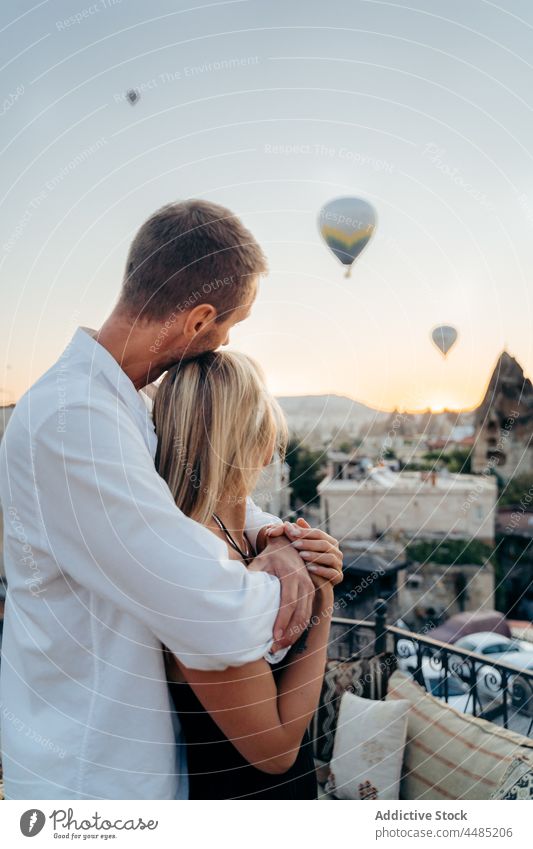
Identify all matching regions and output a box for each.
[319,469,497,493]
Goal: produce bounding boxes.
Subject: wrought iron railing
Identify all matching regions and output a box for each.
[329,599,533,737]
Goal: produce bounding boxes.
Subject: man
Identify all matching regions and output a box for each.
[0,200,320,800]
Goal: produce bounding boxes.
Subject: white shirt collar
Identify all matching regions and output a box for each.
[75,325,157,449]
[75,325,143,406]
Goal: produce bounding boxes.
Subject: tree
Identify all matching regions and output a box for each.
[445,448,472,474]
[407,538,493,567]
[337,440,355,454]
[422,447,472,473]
[285,438,325,508]
[497,473,533,508]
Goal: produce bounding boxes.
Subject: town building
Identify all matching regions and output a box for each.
[318,454,497,544]
[335,538,409,620]
[399,554,496,630]
[319,452,497,628]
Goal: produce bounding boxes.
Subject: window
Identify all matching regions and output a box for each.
[484,643,512,655]
[406,574,423,589]
[486,449,506,465]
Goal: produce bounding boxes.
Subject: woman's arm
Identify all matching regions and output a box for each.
[168,583,333,774]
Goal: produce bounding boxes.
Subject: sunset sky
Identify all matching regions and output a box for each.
[1,0,533,412]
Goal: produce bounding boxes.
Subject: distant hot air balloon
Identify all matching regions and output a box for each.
[431,325,458,358]
[126,89,140,105]
[318,197,377,277]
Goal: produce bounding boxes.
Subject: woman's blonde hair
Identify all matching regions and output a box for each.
[153,350,288,524]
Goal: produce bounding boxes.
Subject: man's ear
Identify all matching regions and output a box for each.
[182,303,218,339]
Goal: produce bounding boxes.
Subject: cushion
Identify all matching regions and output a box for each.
[328,691,410,800]
[312,653,397,762]
[387,670,533,800]
[491,755,533,800]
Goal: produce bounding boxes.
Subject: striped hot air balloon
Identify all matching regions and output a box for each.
[318,197,377,277]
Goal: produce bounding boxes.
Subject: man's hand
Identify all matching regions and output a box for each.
[249,531,315,651]
[266,518,344,587]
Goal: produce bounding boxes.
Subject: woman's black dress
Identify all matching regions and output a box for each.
[170,658,318,800]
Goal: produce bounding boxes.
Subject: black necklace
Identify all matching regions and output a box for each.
[212,513,255,564]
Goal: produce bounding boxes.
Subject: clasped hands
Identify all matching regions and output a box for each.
[251,517,343,651]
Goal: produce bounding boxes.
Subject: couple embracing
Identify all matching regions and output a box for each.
[0,200,342,800]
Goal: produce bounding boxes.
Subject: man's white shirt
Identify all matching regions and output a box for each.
[0,328,284,800]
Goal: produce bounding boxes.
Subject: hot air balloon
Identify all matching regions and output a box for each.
[318,197,377,277]
[126,89,140,105]
[431,325,458,358]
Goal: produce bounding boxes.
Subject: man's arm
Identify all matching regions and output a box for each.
[33,401,300,670]
[244,498,314,648]
[167,583,333,774]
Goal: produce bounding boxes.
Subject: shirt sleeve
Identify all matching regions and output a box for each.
[244,497,283,550]
[243,498,289,664]
[34,401,283,671]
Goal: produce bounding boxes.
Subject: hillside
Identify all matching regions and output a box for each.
[277,394,388,447]
[277,394,475,447]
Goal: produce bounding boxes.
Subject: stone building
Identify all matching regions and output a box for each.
[471,351,533,482]
[318,452,497,627]
[399,557,495,629]
[336,538,409,622]
[318,455,497,544]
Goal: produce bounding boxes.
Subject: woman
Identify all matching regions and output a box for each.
[153,351,341,799]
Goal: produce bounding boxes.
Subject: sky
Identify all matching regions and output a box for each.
[1,0,533,412]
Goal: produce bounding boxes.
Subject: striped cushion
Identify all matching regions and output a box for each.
[386,670,533,800]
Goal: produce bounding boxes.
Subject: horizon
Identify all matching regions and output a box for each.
[2,343,527,416]
[276,345,531,413]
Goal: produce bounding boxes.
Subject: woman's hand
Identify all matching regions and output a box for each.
[266,518,343,590]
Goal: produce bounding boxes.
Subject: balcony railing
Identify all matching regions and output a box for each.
[329,599,533,738]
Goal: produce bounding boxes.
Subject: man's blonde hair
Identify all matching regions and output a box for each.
[153,351,287,524]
